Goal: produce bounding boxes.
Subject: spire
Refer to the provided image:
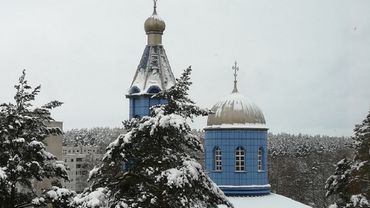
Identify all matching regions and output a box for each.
[127,0,175,97]
[232,61,239,93]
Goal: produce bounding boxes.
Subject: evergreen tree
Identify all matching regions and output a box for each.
[76,67,233,208]
[325,110,370,208]
[325,158,353,207]
[32,186,76,208]
[0,70,68,207]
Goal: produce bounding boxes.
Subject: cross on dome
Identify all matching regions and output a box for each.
[153,0,158,14]
[232,61,239,93]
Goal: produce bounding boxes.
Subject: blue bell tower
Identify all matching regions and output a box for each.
[126,1,175,119]
[204,62,270,196]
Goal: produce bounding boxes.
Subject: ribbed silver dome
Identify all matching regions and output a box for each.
[207,92,266,126]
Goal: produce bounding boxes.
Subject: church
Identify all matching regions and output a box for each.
[126,2,311,208]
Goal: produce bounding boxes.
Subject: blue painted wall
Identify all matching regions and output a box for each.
[129,95,167,119]
[205,128,270,196]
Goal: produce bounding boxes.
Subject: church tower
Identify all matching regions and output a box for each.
[126,1,175,119]
[204,62,270,196]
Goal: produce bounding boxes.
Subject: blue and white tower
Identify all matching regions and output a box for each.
[126,1,175,119]
[204,62,270,196]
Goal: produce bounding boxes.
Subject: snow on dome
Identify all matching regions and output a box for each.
[207,92,266,126]
[218,194,311,208]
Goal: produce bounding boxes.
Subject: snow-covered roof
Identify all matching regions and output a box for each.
[219,194,311,208]
[128,45,175,96]
[207,92,266,126]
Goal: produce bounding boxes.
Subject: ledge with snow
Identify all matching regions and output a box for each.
[219,194,311,208]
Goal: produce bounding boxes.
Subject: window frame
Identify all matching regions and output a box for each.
[235,146,246,172]
[258,147,263,172]
[214,146,222,172]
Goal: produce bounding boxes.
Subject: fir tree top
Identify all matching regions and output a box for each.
[81,67,233,208]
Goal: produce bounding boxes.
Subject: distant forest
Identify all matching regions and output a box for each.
[63,128,352,208]
[267,133,352,208]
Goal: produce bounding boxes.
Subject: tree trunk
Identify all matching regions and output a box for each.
[10,185,16,208]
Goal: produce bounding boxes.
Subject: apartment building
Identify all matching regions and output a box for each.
[62,146,102,192]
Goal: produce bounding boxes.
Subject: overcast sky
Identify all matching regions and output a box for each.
[0,0,369,136]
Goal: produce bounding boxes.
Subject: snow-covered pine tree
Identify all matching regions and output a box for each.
[80,67,233,208]
[325,157,353,207]
[325,110,370,208]
[0,70,68,208]
[32,186,76,208]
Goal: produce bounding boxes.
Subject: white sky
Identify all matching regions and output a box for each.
[0,0,369,136]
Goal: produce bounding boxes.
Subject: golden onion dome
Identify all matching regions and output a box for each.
[207,91,266,126]
[144,7,166,34]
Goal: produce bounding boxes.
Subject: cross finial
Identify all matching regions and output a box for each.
[232,61,239,93]
[153,0,158,15]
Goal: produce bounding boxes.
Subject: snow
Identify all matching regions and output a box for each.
[29,161,41,169]
[351,194,369,207]
[205,123,267,129]
[160,160,201,188]
[73,188,109,208]
[0,167,7,180]
[136,109,186,136]
[54,161,67,173]
[41,149,55,159]
[218,194,312,208]
[218,184,271,189]
[354,161,367,170]
[14,138,25,143]
[29,140,45,148]
[16,165,24,172]
[43,186,75,201]
[88,166,99,181]
[104,132,133,160]
[128,45,175,95]
[31,197,45,205]
[213,92,261,118]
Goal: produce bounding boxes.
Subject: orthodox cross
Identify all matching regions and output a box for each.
[153,0,158,14]
[232,61,239,93]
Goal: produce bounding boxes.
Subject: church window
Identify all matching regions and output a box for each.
[258,147,263,172]
[147,85,161,94]
[235,146,245,172]
[129,86,140,94]
[214,146,222,171]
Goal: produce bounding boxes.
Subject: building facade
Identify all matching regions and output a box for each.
[62,146,102,192]
[204,67,270,196]
[33,121,64,195]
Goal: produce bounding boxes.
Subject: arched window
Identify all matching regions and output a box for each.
[258,147,263,172]
[129,86,140,94]
[235,146,245,172]
[214,146,222,171]
[147,85,161,94]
